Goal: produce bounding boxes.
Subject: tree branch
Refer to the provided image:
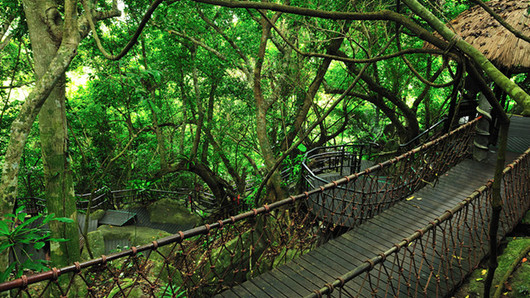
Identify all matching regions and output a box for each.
[402,0,530,115]
[260,7,455,64]
[167,30,229,61]
[469,0,530,44]
[81,0,161,61]
[190,0,451,50]
[254,63,370,203]
[197,8,252,74]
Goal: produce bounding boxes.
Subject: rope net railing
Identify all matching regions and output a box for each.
[307,148,530,298]
[302,118,478,228]
[0,118,480,297]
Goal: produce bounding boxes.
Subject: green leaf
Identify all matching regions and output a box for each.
[0,262,17,283]
[34,242,45,250]
[49,238,70,242]
[43,213,55,224]
[0,221,9,236]
[0,242,14,254]
[14,205,25,216]
[54,217,74,223]
[15,215,42,231]
[17,211,28,222]
[297,144,307,153]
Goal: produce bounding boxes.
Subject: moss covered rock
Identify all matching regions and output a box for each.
[147,198,201,226]
[81,229,105,260]
[465,237,530,297]
[96,225,171,246]
[90,209,106,221]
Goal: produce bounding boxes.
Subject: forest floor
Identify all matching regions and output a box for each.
[452,210,530,298]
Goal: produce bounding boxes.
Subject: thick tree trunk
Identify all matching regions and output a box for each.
[0,0,81,276]
[24,0,80,268]
[254,15,284,203]
[38,76,80,267]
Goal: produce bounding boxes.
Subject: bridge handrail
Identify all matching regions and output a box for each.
[0,117,481,295]
[398,117,448,150]
[306,147,530,297]
[301,118,478,226]
[301,142,380,186]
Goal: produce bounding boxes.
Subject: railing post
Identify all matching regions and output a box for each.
[473,94,492,161]
[340,145,345,176]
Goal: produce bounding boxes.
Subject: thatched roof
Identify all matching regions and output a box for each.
[429,0,530,73]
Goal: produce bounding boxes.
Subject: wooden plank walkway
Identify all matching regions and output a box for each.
[218,116,530,298]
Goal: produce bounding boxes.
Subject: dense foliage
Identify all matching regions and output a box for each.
[1,0,501,201]
[0,0,528,284]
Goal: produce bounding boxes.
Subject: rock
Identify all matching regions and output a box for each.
[147,198,201,227]
[82,225,172,260]
[90,209,106,221]
[96,225,172,246]
[81,229,105,260]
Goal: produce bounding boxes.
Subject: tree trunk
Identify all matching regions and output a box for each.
[0,2,80,282]
[22,0,79,268]
[254,15,284,203]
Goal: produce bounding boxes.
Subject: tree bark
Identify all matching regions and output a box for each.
[484,121,509,297]
[24,0,80,268]
[254,13,284,203]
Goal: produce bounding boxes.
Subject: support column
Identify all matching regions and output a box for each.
[473,93,492,161]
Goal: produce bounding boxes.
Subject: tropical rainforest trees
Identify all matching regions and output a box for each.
[1,0,529,281]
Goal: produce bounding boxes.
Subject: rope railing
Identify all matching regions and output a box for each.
[0,118,481,296]
[307,148,530,297]
[303,117,478,227]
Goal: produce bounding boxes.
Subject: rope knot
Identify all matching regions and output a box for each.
[325,283,334,293]
[178,231,185,241]
[365,259,375,270]
[21,275,28,288]
[74,262,81,273]
[337,276,346,287]
[52,267,59,280]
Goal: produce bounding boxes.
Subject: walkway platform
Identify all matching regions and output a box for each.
[219,116,529,297]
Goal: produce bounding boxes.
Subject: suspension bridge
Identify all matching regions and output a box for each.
[1,115,529,297]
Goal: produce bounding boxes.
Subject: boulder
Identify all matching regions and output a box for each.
[147,198,201,227]
[82,225,172,260]
[90,209,106,221]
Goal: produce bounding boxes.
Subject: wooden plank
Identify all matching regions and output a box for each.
[215,287,246,298]
[290,253,364,297]
[252,270,298,297]
[237,279,269,298]
[276,263,325,291]
[247,275,290,298]
[267,266,315,295]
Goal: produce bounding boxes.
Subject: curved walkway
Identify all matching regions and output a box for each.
[219,116,530,297]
